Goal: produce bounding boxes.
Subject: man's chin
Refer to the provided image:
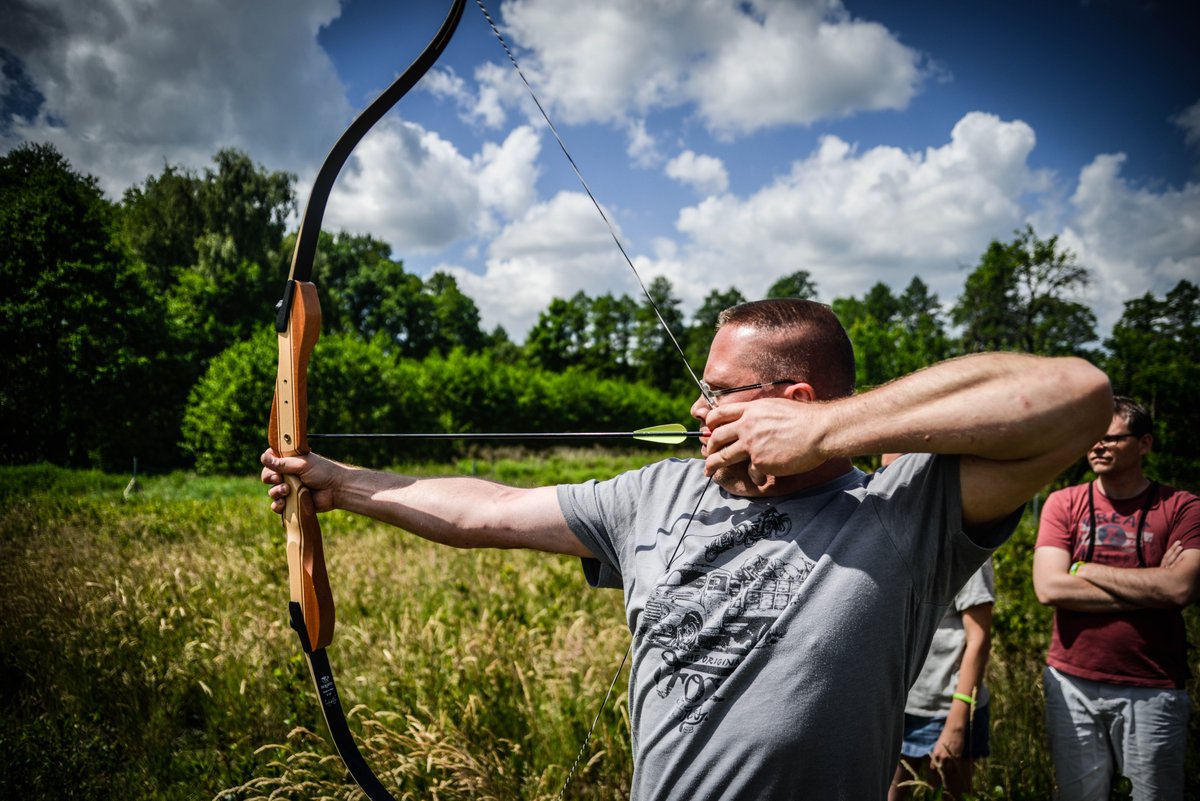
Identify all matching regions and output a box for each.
[711,464,771,498]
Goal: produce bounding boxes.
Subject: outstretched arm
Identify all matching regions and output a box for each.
[260,449,592,558]
[703,353,1112,529]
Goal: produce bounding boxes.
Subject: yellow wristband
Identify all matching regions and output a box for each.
[952,692,976,706]
[1070,561,1086,575]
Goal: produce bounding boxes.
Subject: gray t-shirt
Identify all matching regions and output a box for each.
[557,452,1016,801]
[904,559,996,716]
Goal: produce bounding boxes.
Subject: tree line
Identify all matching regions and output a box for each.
[1,143,1195,485]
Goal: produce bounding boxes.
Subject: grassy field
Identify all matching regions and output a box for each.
[1,459,1196,800]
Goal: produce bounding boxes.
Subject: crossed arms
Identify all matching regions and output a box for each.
[1033,541,1200,612]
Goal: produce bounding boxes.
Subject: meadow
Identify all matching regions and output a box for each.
[1,458,1196,800]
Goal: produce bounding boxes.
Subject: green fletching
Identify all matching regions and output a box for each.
[631,423,689,444]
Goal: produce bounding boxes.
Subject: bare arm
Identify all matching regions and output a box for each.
[704,352,1113,528]
[1074,542,1200,609]
[934,603,992,764]
[260,449,593,558]
[1032,545,1141,612]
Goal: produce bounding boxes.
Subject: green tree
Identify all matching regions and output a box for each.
[199,149,294,274]
[424,271,486,356]
[0,143,170,468]
[952,225,1096,356]
[1103,280,1199,489]
[122,150,293,299]
[766,270,819,300]
[525,292,591,372]
[686,287,746,372]
[183,330,441,473]
[893,276,951,374]
[832,282,899,388]
[633,276,691,392]
[831,279,950,389]
[119,163,204,291]
[584,292,638,379]
[299,230,429,351]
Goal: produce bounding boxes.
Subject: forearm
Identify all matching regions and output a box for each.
[953,642,989,708]
[1033,544,1140,611]
[330,463,588,556]
[820,353,1109,465]
[953,606,992,708]
[1075,559,1198,609]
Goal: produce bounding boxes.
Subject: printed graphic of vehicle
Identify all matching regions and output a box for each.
[639,556,811,655]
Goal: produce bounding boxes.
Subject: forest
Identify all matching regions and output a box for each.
[1,142,1196,488]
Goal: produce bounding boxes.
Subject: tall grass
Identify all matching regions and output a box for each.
[1,460,1196,800]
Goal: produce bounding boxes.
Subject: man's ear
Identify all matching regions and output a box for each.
[784,382,817,402]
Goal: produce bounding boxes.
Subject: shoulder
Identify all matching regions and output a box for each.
[1156,484,1200,543]
[1043,483,1088,513]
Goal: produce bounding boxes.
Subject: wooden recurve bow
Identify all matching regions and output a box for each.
[267,2,466,798]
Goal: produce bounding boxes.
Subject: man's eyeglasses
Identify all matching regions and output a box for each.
[1096,433,1137,446]
[699,379,794,404]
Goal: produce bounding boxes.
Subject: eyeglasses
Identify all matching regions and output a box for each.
[698,379,794,405]
[1096,433,1137,446]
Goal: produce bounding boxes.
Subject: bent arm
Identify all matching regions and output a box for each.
[261,449,592,558]
[705,352,1112,528]
[1032,545,1140,612]
[1074,545,1200,609]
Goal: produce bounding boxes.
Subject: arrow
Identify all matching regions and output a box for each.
[307,423,700,445]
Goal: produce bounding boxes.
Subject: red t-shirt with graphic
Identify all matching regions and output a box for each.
[1036,481,1200,688]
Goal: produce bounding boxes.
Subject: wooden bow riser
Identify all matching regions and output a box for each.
[269,280,335,652]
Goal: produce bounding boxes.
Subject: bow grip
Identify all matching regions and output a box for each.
[270,280,334,651]
[284,474,334,651]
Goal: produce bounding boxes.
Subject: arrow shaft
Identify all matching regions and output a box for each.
[308,431,701,440]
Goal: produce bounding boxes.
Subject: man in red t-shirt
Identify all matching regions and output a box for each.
[1033,396,1200,801]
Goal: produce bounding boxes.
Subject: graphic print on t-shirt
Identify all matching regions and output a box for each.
[636,507,815,732]
[1074,512,1157,555]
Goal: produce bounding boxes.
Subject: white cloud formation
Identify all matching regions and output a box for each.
[496,0,924,137]
[665,150,730,195]
[438,190,643,336]
[0,0,351,196]
[1172,98,1200,149]
[644,112,1041,312]
[325,121,542,251]
[1060,153,1200,335]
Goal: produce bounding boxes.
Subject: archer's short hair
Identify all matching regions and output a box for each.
[717,299,855,400]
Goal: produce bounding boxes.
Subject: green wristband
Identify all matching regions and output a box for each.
[1070,561,1086,575]
[952,692,976,706]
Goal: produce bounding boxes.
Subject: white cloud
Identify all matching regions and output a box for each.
[644,112,1040,311]
[474,124,543,230]
[1059,153,1200,335]
[665,150,729,195]
[0,0,350,196]
[1172,98,1200,149]
[626,118,660,168]
[325,121,542,251]
[438,190,643,336]
[494,0,924,137]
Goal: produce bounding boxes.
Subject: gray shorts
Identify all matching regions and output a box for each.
[1043,665,1190,801]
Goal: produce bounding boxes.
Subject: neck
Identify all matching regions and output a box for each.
[1096,471,1150,500]
[719,457,855,498]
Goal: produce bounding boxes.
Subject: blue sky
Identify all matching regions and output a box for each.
[2,0,1197,343]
